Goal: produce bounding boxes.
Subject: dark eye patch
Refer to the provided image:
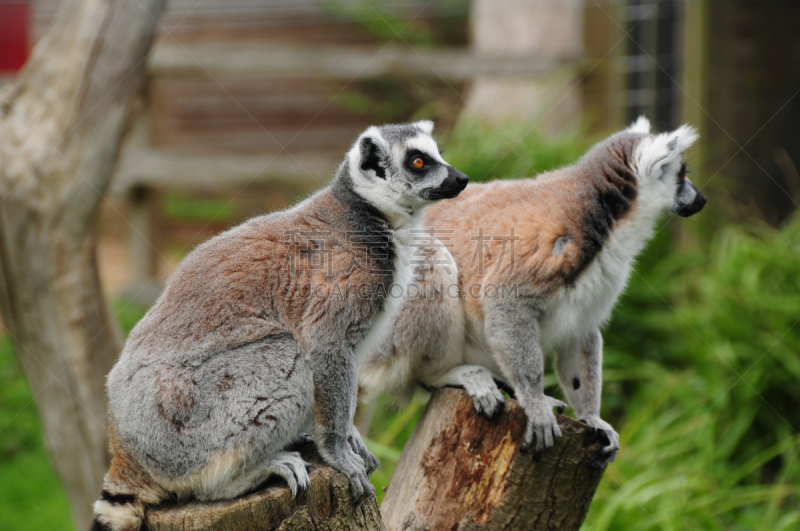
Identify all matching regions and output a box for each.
[405,150,436,174]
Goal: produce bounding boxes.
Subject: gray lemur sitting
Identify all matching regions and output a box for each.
[360,118,705,465]
[92,121,468,531]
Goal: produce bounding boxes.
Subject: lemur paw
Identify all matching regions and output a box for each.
[348,425,380,475]
[462,370,505,419]
[272,451,311,498]
[521,395,565,451]
[326,440,375,504]
[342,451,375,504]
[580,416,620,468]
[546,396,569,415]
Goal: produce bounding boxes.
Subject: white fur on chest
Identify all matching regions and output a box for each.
[540,203,658,351]
[539,243,630,352]
[354,213,422,365]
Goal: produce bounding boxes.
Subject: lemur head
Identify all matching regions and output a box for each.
[627,116,706,217]
[346,121,469,225]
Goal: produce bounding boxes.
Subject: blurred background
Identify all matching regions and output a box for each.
[1,0,799,529]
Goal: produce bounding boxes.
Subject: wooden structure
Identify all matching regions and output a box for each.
[146,441,385,531]
[381,389,607,531]
[146,389,607,531]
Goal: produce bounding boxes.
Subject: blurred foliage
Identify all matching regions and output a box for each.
[332,77,466,130]
[0,337,74,531]
[442,118,590,182]
[162,193,238,224]
[1,120,799,529]
[323,0,469,46]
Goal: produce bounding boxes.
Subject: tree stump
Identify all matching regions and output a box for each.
[145,442,385,531]
[381,388,608,531]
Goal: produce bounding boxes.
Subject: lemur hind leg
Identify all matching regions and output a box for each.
[425,365,506,419]
[555,328,620,467]
[483,298,567,451]
[197,451,310,501]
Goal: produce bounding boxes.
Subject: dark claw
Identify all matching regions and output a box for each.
[597,428,611,447]
[589,450,618,469]
[484,400,505,421]
[556,404,565,415]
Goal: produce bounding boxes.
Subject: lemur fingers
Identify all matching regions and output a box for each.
[471,385,506,420]
[431,365,505,419]
[463,375,505,419]
[267,451,311,499]
[326,440,375,504]
[347,425,380,475]
[521,395,564,451]
[580,415,620,468]
[545,396,569,415]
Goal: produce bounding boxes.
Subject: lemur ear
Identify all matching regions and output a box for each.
[627,116,651,134]
[667,124,699,153]
[640,124,699,177]
[413,120,434,135]
[358,134,388,180]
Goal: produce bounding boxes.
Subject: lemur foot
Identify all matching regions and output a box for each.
[269,451,311,498]
[348,424,380,475]
[521,395,569,452]
[326,441,375,504]
[580,416,620,468]
[451,367,505,419]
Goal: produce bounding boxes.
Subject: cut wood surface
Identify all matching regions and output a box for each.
[381,388,608,531]
[146,442,385,531]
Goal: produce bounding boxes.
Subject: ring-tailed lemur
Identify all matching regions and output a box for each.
[92,121,468,531]
[360,118,705,465]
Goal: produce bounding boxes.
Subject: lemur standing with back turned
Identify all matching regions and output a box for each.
[92,121,468,531]
[360,118,706,465]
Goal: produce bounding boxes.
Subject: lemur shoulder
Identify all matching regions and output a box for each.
[92,122,468,531]
[360,118,705,464]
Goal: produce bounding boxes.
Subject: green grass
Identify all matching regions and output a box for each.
[0,337,75,531]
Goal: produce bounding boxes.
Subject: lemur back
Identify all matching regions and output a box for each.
[92,122,468,531]
[360,118,705,463]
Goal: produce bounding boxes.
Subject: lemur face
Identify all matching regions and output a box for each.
[348,121,468,222]
[630,118,706,218]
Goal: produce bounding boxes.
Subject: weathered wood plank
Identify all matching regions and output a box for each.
[147,41,576,80]
[110,148,337,193]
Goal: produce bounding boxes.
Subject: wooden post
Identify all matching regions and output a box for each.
[381,388,608,531]
[146,442,385,531]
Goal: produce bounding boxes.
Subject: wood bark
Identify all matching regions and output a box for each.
[381,388,608,531]
[146,442,385,531]
[0,0,164,528]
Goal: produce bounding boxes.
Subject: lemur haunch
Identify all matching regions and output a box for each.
[360,118,705,464]
[92,122,468,531]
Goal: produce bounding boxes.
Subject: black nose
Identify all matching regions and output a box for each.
[677,190,707,217]
[448,167,469,189]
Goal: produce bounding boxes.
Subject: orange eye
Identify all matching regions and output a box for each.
[411,157,424,169]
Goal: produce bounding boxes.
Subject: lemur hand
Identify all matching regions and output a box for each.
[348,424,380,475]
[327,439,375,504]
[522,395,568,451]
[580,415,620,468]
